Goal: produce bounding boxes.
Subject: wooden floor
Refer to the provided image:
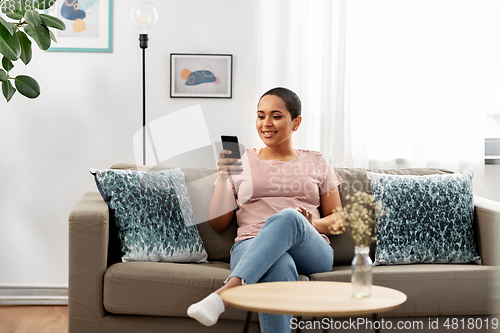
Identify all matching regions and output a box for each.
[0,305,68,333]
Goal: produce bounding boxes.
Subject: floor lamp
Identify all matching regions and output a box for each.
[131,1,158,165]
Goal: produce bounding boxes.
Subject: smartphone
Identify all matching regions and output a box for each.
[221,135,241,166]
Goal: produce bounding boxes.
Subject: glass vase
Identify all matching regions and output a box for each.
[351,246,372,297]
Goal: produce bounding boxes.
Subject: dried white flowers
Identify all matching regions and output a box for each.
[329,190,388,247]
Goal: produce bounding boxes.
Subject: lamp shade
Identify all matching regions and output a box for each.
[131,1,158,34]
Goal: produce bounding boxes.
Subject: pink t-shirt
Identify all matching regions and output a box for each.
[228,148,343,243]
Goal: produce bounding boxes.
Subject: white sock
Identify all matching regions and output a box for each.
[187,293,225,326]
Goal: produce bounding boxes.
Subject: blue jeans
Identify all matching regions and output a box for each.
[227,208,334,333]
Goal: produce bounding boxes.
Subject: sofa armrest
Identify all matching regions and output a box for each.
[473,195,500,266]
[69,192,110,333]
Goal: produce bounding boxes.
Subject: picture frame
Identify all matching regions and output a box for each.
[170,54,232,98]
[46,0,113,52]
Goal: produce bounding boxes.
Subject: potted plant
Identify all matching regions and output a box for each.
[0,0,66,101]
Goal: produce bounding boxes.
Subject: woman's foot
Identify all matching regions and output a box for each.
[187,293,225,326]
[187,277,243,326]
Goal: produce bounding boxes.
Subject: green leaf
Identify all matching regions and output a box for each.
[18,0,26,16]
[0,69,7,82]
[0,16,14,35]
[0,23,21,60]
[4,0,26,16]
[25,10,41,27]
[25,0,37,9]
[35,0,56,11]
[17,30,31,65]
[2,56,13,71]
[39,13,65,31]
[6,11,23,21]
[2,79,16,101]
[0,0,17,14]
[24,23,50,50]
[48,29,56,42]
[14,75,39,98]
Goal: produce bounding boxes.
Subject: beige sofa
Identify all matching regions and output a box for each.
[69,164,500,333]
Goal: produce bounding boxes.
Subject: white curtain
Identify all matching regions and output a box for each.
[252,0,350,166]
[345,0,500,195]
[253,0,500,195]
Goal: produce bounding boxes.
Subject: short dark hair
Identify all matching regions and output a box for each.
[259,87,302,120]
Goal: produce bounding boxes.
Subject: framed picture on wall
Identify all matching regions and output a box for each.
[170,54,232,98]
[46,0,113,52]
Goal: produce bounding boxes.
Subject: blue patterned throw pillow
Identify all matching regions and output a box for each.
[367,169,481,265]
[91,168,208,263]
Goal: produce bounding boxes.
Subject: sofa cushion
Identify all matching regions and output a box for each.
[110,163,236,263]
[367,170,481,265]
[103,261,309,319]
[309,264,497,316]
[329,168,454,266]
[92,168,208,263]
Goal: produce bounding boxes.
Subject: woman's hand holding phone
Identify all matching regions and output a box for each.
[217,150,243,180]
[219,135,243,179]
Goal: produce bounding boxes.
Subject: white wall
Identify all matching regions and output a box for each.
[0,0,256,285]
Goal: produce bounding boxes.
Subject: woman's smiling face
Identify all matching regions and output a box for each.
[256,94,300,148]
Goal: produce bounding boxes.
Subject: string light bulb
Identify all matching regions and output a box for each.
[131,1,158,35]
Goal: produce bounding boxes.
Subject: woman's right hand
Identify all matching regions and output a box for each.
[210,150,240,232]
[217,150,243,180]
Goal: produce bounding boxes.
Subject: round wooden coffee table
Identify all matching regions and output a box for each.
[220,281,407,333]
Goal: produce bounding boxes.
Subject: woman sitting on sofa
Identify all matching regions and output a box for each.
[187,87,345,333]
